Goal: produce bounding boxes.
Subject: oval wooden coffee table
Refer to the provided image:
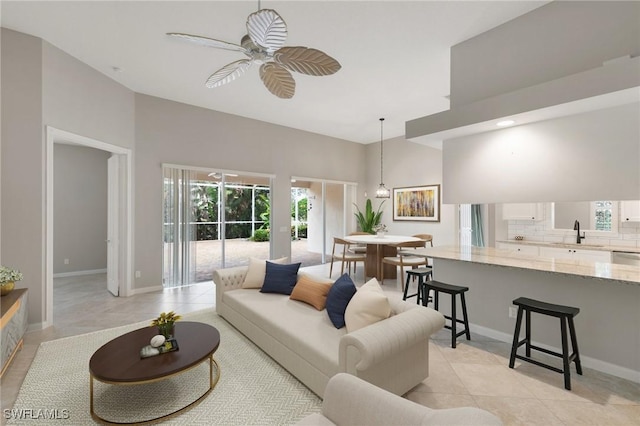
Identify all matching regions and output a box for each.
[89,321,220,424]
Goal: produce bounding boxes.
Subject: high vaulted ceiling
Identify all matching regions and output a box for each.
[1,1,546,143]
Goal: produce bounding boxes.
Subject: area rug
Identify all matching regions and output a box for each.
[8,309,321,425]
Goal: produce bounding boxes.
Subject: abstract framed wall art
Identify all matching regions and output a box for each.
[393,185,440,222]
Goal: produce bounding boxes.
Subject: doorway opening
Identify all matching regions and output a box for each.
[45,126,132,328]
[290,177,358,266]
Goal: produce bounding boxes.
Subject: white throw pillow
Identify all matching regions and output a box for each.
[241,257,288,288]
[344,278,391,333]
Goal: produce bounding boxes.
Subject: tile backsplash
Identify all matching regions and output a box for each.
[507,204,640,248]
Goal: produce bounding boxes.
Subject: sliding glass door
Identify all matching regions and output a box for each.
[291,177,357,267]
[163,165,272,287]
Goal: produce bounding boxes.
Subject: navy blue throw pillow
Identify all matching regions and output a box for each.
[260,261,301,295]
[326,273,357,329]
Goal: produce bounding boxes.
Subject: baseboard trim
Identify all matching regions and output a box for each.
[129,285,163,295]
[470,323,640,384]
[53,268,107,278]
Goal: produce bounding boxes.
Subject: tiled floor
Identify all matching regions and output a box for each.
[2,266,639,425]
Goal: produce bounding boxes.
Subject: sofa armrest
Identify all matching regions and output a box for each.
[303,373,502,426]
[339,303,445,371]
[213,266,248,308]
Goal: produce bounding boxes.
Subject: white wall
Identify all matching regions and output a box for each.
[53,145,110,274]
[364,136,456,247]
[442,103,640,204]
[502,203,640,249]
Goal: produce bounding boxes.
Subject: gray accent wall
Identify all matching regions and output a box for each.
[53,144,110,274]
[1,29,44,325]
[133,94,367,290]
[1,28,135,325]
[450,1,640,107]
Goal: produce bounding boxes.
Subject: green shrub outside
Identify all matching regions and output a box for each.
[252,229,270,242]
[291,224,307,239]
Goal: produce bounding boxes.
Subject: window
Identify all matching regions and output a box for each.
[593,201,613,231]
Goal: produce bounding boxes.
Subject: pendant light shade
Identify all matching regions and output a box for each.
[376,118,390,198]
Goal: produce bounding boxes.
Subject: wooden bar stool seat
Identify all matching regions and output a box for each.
[403,267,432,304]
[508,297,582,390]
[423,280,471,348]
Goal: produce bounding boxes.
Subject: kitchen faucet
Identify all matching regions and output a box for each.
[573,220,585,244]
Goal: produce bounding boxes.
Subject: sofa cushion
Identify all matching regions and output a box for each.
[290,274,333,310]
[223,289,345,377]
[242,257,288,288]
[326,274,357,329]
[260,262,301,295]
[345,278,391,333]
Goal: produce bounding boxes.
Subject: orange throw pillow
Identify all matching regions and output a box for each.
[290,275,333,310]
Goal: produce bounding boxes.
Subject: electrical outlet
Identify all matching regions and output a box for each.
[64,258,70,265]
[509,306,518,318]
[135,271,141,278]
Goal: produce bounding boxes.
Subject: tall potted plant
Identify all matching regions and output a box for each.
[353,199,385,234]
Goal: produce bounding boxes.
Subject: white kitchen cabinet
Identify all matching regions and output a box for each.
[502,203,544,220]
[496,242,539,256]
[620,200,640,222]
[539,246,611,263]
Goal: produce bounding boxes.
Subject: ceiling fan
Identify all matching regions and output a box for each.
[167,8,341,99]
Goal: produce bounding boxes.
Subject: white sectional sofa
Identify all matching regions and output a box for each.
[213,265,445,398]
[296,373,503,425]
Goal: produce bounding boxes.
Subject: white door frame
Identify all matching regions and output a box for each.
[45,126,133,328]
[107,154,121,296]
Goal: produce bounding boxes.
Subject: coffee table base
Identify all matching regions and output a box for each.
[90,355,220,425]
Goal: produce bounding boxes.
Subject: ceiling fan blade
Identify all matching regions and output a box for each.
[274,46,342,76]
[167,33,248,54]
[247,9,287,52]
[259,63,295,99]
[206,59,252,88]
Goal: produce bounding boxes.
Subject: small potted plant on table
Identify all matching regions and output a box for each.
[0,265,23,296]
[151,311,181,339]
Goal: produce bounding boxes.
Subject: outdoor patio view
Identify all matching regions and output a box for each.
[163,168,323,287]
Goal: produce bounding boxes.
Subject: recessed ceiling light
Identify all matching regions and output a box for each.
[496,120,515,127]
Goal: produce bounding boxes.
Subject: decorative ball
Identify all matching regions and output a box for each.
[150,335,166,348]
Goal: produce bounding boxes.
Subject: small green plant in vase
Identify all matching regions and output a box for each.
[151,311,181,339]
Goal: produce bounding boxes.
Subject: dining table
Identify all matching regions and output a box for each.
[344,234,421,281]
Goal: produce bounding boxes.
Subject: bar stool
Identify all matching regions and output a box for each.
[403,267,432,304]
[509,297,582,390]
[423,281,470,348]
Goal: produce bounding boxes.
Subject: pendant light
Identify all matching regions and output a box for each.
[375,118,391,198]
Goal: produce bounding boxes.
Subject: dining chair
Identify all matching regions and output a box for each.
[402,234,434,266]
[347,231,370,255]
[330,237,367,279]
[380,240,428,289]
[412,234,434,247]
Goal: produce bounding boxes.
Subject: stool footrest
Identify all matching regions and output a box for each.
[514,354,564,375]
[529,344,563,359]
[443,315,467,325]
[442,328,469,338]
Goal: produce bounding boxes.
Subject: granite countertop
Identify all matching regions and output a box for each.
[413,246,640,285]
[496,240,640,254]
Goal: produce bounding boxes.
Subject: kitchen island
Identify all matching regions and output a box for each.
[413,246,639,383]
